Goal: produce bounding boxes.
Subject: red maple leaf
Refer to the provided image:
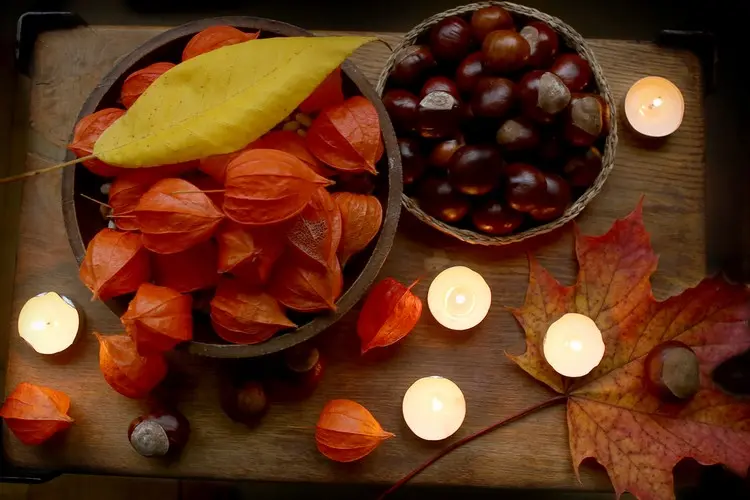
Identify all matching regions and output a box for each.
[508,200,750,500]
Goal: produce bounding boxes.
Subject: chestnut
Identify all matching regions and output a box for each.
[390,45,437,87]
[537,133,566,165]
[399,138,426,185]
[550,53,592,92]
[430,16,473,63]
[519,22,559,68]
[529,173,571,221]
[517,70,570,124]
[455,52,484,94]
[496,117,540,152]
[382,89,419,133]
[563,93,610,147]
[222,380,269,425]
[268,345,325,401]
[448,144,503,196]
[472,201,523,235]
[471,6,515,43]
[481,30,530,74]
[563,146,602,188]
[420,76,460,100]
[284,344,321,373]
[504,162,547,212]
[417,176,471,223]
[418,91,462,139]
[428,136,465,170]
[470,77,515,119]
[128,409,190,457]
[644,341,700,402]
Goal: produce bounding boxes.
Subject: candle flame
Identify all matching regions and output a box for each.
[431,396,444,413]
[454,294,466,305]
[30,320,46,331]
[570,339,583,352]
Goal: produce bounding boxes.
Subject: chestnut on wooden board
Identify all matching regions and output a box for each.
[563,93,610,147]
[399,137,426,185]
[528,173,571,221]
[390,45,437,87]
[455,52,484,94]
[472,200,523,235]
[418,91,462,139]
[496,117,540,152]
[481,30,530,74]
[644,341,700,402]
[471,77,516,119]
[222,380,269,425]
[448,144,503,196]
[430,16,474,62]
[564,146,602,188]
[128,409,190,457]
[420,76,461,100]
[471,6,515,43]
[550,53,592,92]
[428,136,465,170]
[382,89,419,133]
[517,70,570,124]
[519,22,559,68]
[504,162,547,213]
[417,176,471,223]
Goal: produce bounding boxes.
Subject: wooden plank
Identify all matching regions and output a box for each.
[3,26,703,492]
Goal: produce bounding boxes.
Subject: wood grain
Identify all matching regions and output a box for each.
[4,26,704,493]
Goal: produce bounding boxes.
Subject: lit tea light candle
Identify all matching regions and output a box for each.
[427,266,491,330]
[543,313,605,377]
[624,76,684,137]
[402,376,466,441]
[18,292,80,355]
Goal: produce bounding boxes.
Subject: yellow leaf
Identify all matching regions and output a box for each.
[94,36,375,167]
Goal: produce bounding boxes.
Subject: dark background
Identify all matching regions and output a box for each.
[1,0,749,497]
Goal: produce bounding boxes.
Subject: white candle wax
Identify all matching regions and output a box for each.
[543,313,605,378]
[427,266,491,330]
[402,376,465,441]
[624,76,684,137]
[18,292,80,355]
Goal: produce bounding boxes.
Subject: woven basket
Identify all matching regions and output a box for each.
[376,1,617,245]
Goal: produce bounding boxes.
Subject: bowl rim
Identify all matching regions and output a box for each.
[376,1,618,246]
[61,16,403,358]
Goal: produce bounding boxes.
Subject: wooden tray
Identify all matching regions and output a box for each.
[3,26,704,492]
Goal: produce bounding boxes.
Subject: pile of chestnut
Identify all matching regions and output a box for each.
[383,5,610,236]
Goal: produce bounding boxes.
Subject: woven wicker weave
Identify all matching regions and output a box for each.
[376,1,617,245]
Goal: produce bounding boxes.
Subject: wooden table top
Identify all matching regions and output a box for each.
[3,26,704,492]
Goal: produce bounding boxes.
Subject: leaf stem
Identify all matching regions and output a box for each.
[80,193,112,208]
[0,155,93,184]
[378,395,567,499]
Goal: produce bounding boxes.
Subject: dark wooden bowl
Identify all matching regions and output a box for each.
[61,17,402,358]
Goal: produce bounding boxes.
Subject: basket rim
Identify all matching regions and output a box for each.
[376,1,618,246]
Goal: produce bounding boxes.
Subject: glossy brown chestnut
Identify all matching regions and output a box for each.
[128,409,190,457]
[336,172,375,194]
[222,380,269,425]
[428,136,465,170]
[537,133,566,164]
[448,144,503,196]
[418,91,462,139]
[382,89,419,133]
[420,76,460,100]
[645,341,700,402]
[399,138,426,185]
[564,146,602,187]
[504,162,547,212]
[550,53,592,92]
[496,117,540,152]
[390,45,437,87]
[529,173,571,221]
[517,70,570,124]
[417,176,471,223]
[268,346,325,401]
[470,77,515,119]
[455,52,484,94]
[481,30,530,74]
[471,6,515,43]
[563,93,610,147]
[472,201,523,235]
[519,22,559,68]
[430,16,474,62]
